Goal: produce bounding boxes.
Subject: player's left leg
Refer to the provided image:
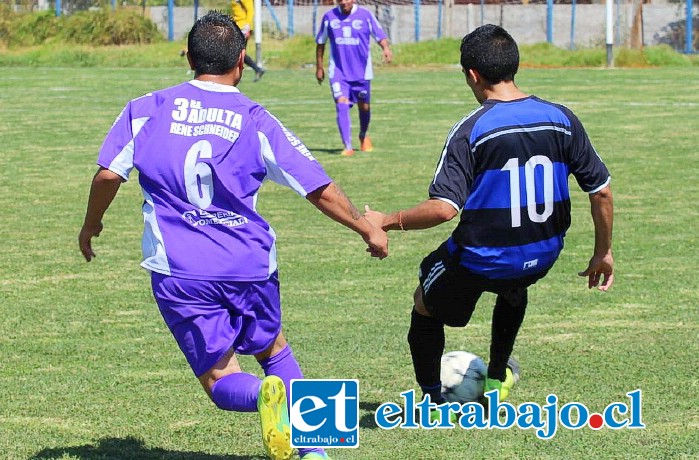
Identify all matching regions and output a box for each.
[256,332,329,459]
[247,337,295,460]
[354,82,373,152]
[484,286,528,401]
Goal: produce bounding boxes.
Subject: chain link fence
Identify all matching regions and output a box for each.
[3,0,697,51]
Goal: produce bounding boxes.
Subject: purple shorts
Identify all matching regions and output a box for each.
[151,272,282,377]
[330,79,371,105]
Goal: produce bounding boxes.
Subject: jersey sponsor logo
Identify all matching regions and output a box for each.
[352,19,363,30]
[335,37,360,45]
[330,19,341,29]
[290,379,359,448]
[182,209,248,227]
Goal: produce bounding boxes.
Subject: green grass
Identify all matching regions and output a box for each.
[1,37,698,68]
[0,66,698,459]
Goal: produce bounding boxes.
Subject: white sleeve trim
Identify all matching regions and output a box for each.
[106,116,149,181]
[433,196,460,212]
[587,176,611,194]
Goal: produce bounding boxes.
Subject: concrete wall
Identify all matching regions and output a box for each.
[151,3,695,49]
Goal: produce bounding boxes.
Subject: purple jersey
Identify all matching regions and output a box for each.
[315,5,387,82]
[98,80,332,281]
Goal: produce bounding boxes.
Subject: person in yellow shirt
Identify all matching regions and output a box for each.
[231,0,266,82]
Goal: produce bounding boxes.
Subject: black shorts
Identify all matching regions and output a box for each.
[418,241,548,327]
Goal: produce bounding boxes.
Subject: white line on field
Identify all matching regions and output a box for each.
[258,98,699,107]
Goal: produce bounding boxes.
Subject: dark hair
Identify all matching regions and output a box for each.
[460,24,519,84]
[187,11,246,76]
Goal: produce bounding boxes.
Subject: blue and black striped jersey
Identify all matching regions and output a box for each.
[430,96,610,280]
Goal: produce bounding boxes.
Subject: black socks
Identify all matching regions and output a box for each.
[408,310,445,403]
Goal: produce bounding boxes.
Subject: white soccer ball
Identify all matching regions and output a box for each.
[440,351,487,403]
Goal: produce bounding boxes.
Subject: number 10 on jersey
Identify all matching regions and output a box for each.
[501,155,554,228]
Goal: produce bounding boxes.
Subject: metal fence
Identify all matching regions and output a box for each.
[4,0,697,52]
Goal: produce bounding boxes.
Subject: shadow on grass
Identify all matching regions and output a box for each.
[359,401,382,429]
[308,147,343,155]
[30,436,267,460]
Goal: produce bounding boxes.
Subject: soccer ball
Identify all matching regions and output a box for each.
[440,351,488,403]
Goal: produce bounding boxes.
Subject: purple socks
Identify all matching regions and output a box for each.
[210,372,261,412]
[209,346,326,458]
[258,344,304,400]
[336,102,352,149]
[259,345,325,459]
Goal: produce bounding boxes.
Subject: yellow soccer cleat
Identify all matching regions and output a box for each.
[300,453,333,459]
[483,362,519,402]
[257,376,295,460]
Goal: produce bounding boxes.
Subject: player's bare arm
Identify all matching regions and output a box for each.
[78,167,123,262]
[315,43,325,84]
[578,185,614,291]
[364,199,457,232]
[306,182,388,259]
[378,38,393,63]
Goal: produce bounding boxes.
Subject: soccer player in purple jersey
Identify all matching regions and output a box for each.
[365,25,614,414]
[315,0,393,156]
[78,11,387,460]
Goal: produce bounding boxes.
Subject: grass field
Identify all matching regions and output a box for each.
[0,64,698,459]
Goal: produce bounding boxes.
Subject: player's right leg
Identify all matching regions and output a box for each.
[335,97,353,156]
[354,82,373,152]
[410,241,483,409]
[357,99,373,152]
[330,79,354,155]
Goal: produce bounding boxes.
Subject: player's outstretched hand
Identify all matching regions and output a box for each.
[578,252,614,291]
[363,206,388,259]
[316,68,325,85]
[364,225,388,259]
[364,204,386,231]
[78,222,103,262]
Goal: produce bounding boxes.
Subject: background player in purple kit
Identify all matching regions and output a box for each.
[315,0,393,156]
[78,11,387,460]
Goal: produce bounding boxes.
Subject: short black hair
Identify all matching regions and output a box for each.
[187,11,246,76]
[460,24,519,84]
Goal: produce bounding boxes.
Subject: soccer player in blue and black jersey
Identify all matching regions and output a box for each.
[365,24,614,406]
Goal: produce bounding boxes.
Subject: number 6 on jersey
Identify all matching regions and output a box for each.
[184,140,214,209]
